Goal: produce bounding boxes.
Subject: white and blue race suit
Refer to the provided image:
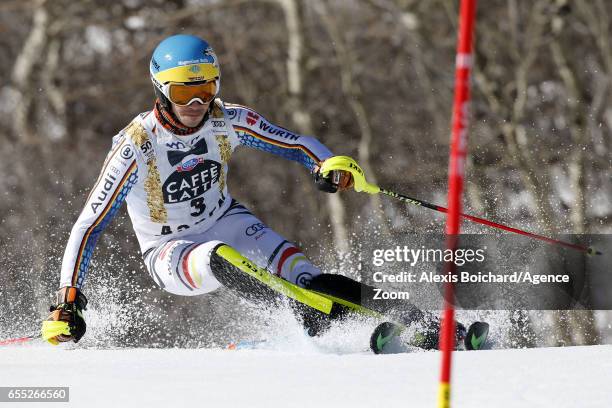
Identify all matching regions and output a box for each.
[59,99,333,295]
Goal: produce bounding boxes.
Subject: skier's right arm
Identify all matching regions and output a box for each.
[58,135,139,290]
[42,135,139,345]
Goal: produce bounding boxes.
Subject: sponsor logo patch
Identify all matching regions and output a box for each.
[187,76,211,82]
[226,108,238,120]
[245,222,267,236]
[91,173,118,213]
[258,122,300,141]
[163,160,221,203]
[246,112,260,126]
[120,145,134,160]
[296,272,314,287]
[176,157,204,172]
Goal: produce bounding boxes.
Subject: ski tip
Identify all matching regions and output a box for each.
[465,321,489,351]
[370,322,402,354]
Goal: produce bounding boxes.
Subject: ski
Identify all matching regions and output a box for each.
[209,248,492,355]
[210,244,334,314]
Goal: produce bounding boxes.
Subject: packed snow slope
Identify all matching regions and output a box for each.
[1,345,611,407]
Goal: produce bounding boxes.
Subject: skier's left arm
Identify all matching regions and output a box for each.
[225,103,353,192]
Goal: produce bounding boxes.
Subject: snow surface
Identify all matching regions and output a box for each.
[1,344,611,407]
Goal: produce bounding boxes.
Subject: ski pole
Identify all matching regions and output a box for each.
[378,188,601,255]
[319,156,602,256]
[0,333,40,346]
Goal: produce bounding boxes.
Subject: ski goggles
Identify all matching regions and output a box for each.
[165,81,217,106]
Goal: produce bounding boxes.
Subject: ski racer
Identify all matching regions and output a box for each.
[41,34,356,345]
[41,34,487,352]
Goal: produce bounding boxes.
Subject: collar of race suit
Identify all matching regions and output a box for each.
[153,99,211,136]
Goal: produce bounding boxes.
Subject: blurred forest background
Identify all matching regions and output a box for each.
[0,0,610,348]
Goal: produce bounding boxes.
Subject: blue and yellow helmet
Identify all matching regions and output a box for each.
[150,34,220,107]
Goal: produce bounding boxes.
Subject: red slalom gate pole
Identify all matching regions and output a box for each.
[437,1,477,408]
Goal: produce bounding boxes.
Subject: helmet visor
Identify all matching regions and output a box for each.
[168,81,217,106]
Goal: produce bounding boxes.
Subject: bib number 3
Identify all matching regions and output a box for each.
[190,197,206,217]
